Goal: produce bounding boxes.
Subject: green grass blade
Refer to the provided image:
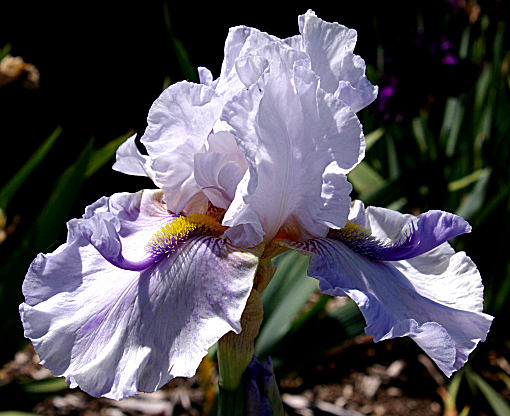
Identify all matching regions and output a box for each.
[256,252,318,359]
[465,368,510,416]
[448,168,490,192]
[267,297,365,376]
[491,264,510,316]
[326,299,366,340]
[32,139,93,251]
[455,168,491,220]
[385,133,400,180]
[163,2,197,82]
[365,128,385,152]
[411,117,428,154]
[0,412,43,416]
[21,377,68,394]
[172,37,198,82]
[445,370,464,412]
[260,251,310,318]
[475,65,491,114]
[0,43,12,61]
[440,97,464,157]
[85,131,134,178]
[0,127,62,211]
[459,26,470,59]
[348,161,386,198]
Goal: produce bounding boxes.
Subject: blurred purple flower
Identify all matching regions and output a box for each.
[374,21,474,122]
[243,356,283,416]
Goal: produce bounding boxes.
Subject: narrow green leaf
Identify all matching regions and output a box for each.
[32,139,93,251]
[459,406,470,416]
[0,412,42,416]
[386,197,407,211]
[448,168,490,192]
[162,2,197,82]
[440,97,464,157]
[289,294,330,333]
[445,370,464,411]
[256,252,318,358]
[499,373,510,391]
[471,182,509,228]
[172,37,198,82]
[85,131,134,178]
[0,127,62,211]
[365,128,384,152]
[0,43,12,61]
[359,177,402,208]
[465,368,510,416]
[412,112,437,159]
[491,264,510,316]
[492,22,505,76]
[348,161,386,198]
[411,117,428,154]
[260,251,310,319]
[475,65,491,114]
[267,297,365,376]
[385,133,400,180]
[475,89,495,168]
[21,377,68,394]
[459,26,470,59]
[455,169,491,220]
[326,299,365,340]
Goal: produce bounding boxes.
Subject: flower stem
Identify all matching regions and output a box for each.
[217,289,263,415]
[217,384,245,416]
[217,289,263,390]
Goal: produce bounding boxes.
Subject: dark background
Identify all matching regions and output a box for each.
[0,1,458,173]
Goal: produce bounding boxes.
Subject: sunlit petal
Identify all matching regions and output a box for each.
[298,10,378,112]
[20,191,259,399]
[304,204,492,376]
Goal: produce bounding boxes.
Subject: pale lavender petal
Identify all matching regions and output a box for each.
[306,235,493,377]
[112,135,156,181]
[198,66,214,86]
[140,81,222,213]
[235,55,269,87]
[222,45,363,244]
[368,209,471,260]
[215,26,277,98]
[193,131,248,209]
[298,10,378,112]
[332,204,472,261]
[22,190,171,306]
[20,191,259,399]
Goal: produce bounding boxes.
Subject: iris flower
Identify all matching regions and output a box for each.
[20,10,492,400]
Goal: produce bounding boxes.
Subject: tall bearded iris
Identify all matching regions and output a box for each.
[20,10,492,402]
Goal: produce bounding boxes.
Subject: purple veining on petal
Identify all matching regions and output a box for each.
[331,210,471,261]
[80,314,104,334]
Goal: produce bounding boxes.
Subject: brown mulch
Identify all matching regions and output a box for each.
[1,338,507,416]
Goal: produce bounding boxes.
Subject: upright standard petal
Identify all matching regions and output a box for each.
[222,44,364,245]
[299,204,492,377]
[139,82,223,213]
[298,10,378,112]
[112,135,157,182]
[20,190,260,399]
